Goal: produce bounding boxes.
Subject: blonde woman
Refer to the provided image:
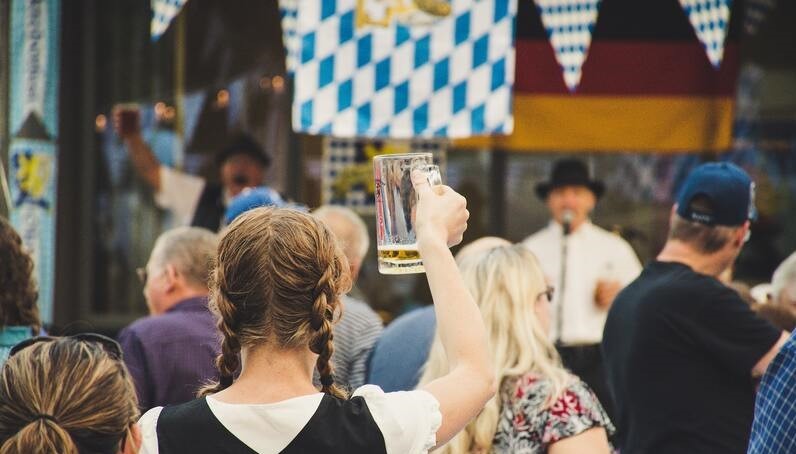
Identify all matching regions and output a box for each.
[420,244,614,454]
[0,335,141,454]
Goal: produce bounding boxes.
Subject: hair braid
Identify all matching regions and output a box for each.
[309,267,346,399]
[198,276,242,396]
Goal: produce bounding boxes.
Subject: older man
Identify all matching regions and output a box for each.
[118,227,219,410]
[603,163,787,454]
[312,206,384,390]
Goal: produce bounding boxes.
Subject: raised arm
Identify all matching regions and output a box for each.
[412,173,496,447]
[113,106,162,191]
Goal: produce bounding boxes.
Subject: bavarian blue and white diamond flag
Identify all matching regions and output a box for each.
[534,0,602,92]
[290,0,517,139]
[151,0,189,41]
[679,0,732,68]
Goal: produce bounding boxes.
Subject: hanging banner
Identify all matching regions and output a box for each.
[534,0,602,92]
[8,0,61,324]
[322,138,446,213]
[292,0,516,139]
[456,0,741,153]
[151,0,189,41]
[679,0,732,68]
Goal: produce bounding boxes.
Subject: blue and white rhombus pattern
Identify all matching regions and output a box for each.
[150,0,189,40]
[679,0,732,68]
[289,0,517,139]
[534,0,602,92]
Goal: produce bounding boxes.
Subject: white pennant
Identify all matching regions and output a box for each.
[534,0,602,92]
[679,0,732,68]
[151,0,189,40]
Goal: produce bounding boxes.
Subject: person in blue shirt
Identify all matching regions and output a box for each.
[368,237,510,391]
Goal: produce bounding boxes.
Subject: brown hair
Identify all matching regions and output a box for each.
[0,338,139,454]
[0,217,40,331]
[200,207,352,398]
[669,196,736,254]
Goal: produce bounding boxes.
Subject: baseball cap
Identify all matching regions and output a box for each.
[676,162,757,227]
[224,187,286,225]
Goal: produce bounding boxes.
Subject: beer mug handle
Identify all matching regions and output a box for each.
[415,164,442,187]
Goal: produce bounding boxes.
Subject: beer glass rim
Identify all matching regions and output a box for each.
[373,152,432,161]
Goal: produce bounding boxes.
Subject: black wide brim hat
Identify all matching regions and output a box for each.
[535,158,605,200]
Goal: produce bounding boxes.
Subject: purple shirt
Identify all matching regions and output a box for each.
[118,296,220,410]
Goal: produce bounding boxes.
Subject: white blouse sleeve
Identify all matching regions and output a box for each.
[353,384,442,454]
[154,165,206,226]
[137,406,164,454]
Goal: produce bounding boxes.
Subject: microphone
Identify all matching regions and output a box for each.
[562,210,574,236]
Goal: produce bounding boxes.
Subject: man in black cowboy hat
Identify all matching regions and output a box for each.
[523,158,641,421]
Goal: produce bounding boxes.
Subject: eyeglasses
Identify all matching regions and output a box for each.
[537,285,555,302]
[8,333,123,361]
[136,267,148,284]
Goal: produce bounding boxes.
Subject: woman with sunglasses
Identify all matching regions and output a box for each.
[419,245,614,454]
[0,335,141,454]
[0,217,41,365]
[138,178,495,453]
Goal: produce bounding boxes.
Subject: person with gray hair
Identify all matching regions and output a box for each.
[118,226,220,410]
[771,251,796,306]
[312,205,383,390]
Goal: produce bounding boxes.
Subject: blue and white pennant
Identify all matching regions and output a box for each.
[679,0,732,68]
[289,0,516,139]
[534,0,602,92]
[150,0,189,41]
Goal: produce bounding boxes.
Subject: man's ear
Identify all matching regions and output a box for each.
[163,264,180,292]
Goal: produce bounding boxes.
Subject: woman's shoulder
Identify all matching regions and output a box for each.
[496,372,614,447]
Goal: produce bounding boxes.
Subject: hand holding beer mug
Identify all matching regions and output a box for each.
[374,153,456,274]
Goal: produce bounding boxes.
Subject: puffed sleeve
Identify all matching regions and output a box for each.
[353,384,442,454]
[541,378,615,445]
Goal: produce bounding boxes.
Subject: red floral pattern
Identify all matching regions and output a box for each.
[492,372,615,453]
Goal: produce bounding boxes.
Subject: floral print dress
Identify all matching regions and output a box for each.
[492,372,615,453]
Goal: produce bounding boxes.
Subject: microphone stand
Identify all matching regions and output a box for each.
[556,217,571,346]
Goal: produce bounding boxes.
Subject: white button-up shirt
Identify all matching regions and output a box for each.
[523,221,642,345]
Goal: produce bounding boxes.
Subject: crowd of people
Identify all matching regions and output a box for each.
[1,126,796,453]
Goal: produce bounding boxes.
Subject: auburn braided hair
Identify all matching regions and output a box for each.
[199,207,351,398]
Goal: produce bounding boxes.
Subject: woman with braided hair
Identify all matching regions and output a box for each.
[138,175,496,453]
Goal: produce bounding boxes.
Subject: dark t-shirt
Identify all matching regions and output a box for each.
[602,261,781,454]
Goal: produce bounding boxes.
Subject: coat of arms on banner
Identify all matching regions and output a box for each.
[322,138,446,212]
[288,0,516,138]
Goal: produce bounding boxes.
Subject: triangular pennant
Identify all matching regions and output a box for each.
[679,0,732,68]
[150,0,189,41]
[534,0,602,92]
[744,0,776,36]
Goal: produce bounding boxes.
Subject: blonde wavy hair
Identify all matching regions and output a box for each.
[419,244,570,454]
[0,338,139,454]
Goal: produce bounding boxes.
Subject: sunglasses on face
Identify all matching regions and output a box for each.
[8,333,123,361]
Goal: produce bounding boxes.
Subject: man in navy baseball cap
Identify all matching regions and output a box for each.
[676,162,757,227]
[603,161,786,454]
